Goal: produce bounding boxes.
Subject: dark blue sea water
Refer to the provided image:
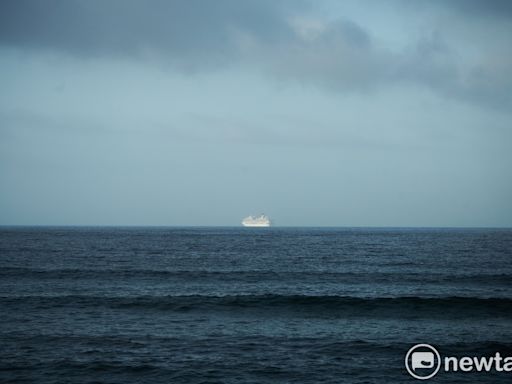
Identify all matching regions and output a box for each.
[1,227,511,383]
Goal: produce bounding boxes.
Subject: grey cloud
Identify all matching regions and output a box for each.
[411,0,512,19]
[0,0,298,67]
[262,19,512,109]
[1,0,511,109]
[259,19,389,91]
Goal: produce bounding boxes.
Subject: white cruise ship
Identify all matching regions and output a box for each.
[242,214,271,227]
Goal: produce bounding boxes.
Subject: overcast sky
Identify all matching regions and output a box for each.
[1,0,511,226]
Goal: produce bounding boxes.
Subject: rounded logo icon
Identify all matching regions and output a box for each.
[405,344,441,380]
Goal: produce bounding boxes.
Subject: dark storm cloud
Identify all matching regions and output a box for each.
[1,0,511,109]
[0,0,297,66]
[418,0,512,19]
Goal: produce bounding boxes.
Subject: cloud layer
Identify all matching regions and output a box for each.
[1,0,511,108]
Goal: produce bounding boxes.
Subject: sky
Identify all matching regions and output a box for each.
[0,0,511,227]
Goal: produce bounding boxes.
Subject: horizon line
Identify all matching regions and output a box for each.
[1,224,511,230]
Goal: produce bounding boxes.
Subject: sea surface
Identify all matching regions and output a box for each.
[1,227,511,383]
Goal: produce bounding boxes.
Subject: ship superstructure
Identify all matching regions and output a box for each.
[242,214,271,227]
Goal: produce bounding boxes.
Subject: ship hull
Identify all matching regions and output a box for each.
[242,222,271,227]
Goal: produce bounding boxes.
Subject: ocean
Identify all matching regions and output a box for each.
[1,227,511,383]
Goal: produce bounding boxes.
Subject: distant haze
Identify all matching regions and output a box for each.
[1,0,511,227]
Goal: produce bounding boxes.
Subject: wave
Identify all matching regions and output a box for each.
[8,332,511,356]
[2,294,512,318]
[2,267,512,285]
